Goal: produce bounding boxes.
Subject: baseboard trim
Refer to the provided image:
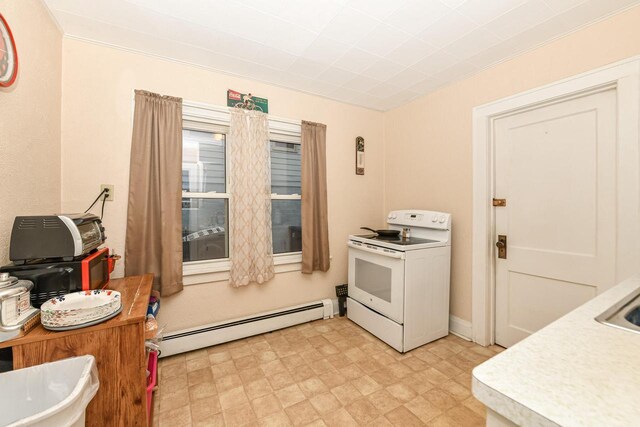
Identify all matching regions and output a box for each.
[159,299,334,357]
[449,315,472,341]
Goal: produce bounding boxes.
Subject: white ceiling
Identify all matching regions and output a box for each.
[44,0,639,111]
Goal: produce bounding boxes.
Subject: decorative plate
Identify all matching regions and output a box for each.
[0,13,18,87]
[43,306,123,331]
[41,289,121,327]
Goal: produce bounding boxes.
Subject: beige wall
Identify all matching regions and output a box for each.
[51,5,640,332]
[0,0,62,264]
[60,39,385,332]
[383,5,640,322]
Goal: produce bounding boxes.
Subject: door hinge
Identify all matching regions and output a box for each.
[492,198,506,207]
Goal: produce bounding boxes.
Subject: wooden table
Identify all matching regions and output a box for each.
[0,274,153,426]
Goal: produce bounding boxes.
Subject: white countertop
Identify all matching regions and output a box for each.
[472,274,640,427]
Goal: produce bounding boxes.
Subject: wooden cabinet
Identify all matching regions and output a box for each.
[0,274,153,426]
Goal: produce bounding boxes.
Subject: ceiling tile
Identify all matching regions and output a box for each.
[383,90,421,106]
[246,64,292,82]
[465,42,516,69]
[418,10,478,47]
[267,71,310,87]
[300,36,350,64]
[295,78,341,96]
[356,23,413,56]
[367,82,404,98]
[386,38,438,67]
[407,76,448,94]
[347,0,408,20]
[487,0,555,39]
[343,75,384,93]
[362,59,406,81]
[466,11,572,69]
[351,93,389,111]
[334,48,381,74]
[412,50,460,76]
[317,66,360,86]
[456,0,528,25]
[275,0,345,34]
[257,23,318,55]
[543,0,587,14]
[327,86,368,103]
[429,61,479,82]
[439,0,466,7]
[385,0,452,35]
[319,6,379,45]
[386,66,430,89]
[124,0,255,43]
[443,27,503,60]
[287,57,328,78]
[234,0,287,15]
[232,41,298,69]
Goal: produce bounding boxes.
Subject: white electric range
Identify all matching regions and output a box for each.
[347,210,451,353]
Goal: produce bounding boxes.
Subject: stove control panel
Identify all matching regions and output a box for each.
[387,210,451,230]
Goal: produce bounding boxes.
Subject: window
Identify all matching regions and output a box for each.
[181,107,302,273]
[270,141,302,254]
[182,129,229,263]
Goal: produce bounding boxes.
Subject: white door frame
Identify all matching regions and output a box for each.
[471,57,640,346]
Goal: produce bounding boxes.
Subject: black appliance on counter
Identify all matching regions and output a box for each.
[3,213,111,308]
[10,213,105,264]
[0,248,111,308]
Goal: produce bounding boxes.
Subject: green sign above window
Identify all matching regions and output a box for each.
[227,89,269,113]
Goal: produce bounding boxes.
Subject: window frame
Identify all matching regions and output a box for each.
[181,100,303,284]
[270,137,302,256]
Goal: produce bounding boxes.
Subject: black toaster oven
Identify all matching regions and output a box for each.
[10,213,106,264]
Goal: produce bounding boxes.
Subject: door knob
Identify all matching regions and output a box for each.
[496,235,507,259]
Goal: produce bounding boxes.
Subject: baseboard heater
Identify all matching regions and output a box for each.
[159,299,334,357]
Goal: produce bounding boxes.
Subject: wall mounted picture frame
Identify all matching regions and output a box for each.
[356,136,364,175]
[0,13,18,88]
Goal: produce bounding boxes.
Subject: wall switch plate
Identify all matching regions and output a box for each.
[100,184,114,201]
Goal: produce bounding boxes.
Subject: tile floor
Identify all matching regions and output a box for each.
[153,316,504,427]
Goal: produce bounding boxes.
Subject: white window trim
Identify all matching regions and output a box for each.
[183,252,303,285]
[181,99,303,284]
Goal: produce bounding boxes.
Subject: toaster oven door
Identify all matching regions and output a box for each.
[77,222,104,254]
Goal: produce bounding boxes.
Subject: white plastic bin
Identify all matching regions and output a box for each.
[0,355,99,427]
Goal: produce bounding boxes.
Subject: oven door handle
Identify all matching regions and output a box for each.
[347,241,405,259]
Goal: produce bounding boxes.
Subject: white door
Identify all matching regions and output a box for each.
[347,242,405,324]
[494,88,617,348]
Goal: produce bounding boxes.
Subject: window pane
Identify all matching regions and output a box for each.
[271,141,301,195]
[183,130,226,193]
[182,198,228,262]
[272,199,301,254]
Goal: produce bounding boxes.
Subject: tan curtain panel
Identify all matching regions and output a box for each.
[125,90,183,296]
[228,109,275,287]
[301,120,330,274]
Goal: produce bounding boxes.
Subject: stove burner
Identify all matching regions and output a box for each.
[376,235,398,240]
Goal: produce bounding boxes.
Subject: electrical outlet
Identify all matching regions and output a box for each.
[100,184,114,201]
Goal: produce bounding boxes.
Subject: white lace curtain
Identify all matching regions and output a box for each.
[228,109,275,287]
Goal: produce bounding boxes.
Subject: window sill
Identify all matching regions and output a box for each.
[183,253,302,286]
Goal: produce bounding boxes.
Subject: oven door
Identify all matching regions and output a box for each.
[348,241,405,324]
